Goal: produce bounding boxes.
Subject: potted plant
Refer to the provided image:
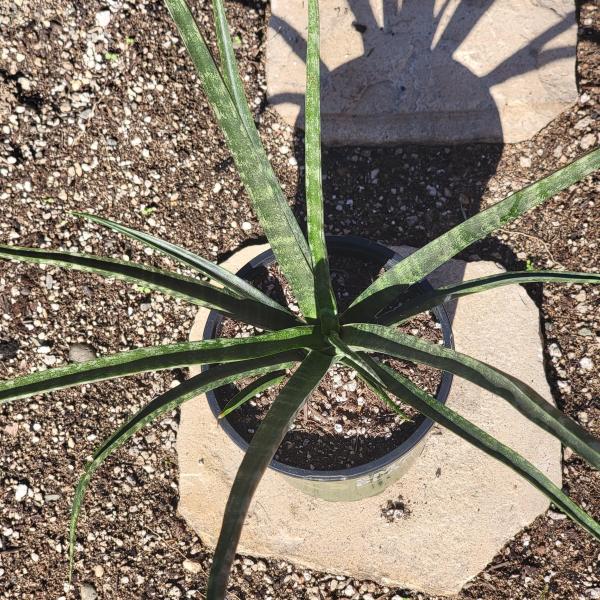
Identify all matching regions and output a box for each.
[201,236,456,502]
[0,0,599,599]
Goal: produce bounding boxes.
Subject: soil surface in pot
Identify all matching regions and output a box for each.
[214,252,443,471]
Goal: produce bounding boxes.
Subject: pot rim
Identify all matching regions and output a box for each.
[202,235,454,482]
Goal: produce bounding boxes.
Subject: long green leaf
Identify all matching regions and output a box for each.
[68,354,295,577]
[0,326,317,404]
[305,0,337,332]
[0,244,298,331]
[210,0,259,143]
[381,270,600,324]
[218,369,287,419]
[344,324,600,470]
[207,350,332,599]
[163,0,317,319]
[74,211,297,319]
[364,357,600,540]
[343,148,600,322]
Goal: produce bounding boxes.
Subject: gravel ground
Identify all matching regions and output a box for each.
[0,1,598,599]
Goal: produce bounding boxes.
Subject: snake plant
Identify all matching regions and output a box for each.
[1,1,599,598]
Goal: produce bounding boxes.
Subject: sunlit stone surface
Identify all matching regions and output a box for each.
[266,0,577,144]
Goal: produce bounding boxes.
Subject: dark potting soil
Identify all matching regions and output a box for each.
[214,253,443,471]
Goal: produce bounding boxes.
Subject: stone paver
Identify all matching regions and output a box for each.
[177,245,561,596]
[266,0,577,144]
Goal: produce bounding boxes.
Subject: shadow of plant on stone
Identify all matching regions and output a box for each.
[268,0,576,144]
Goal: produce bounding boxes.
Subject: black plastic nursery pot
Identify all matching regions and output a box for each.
[203,236,454,502]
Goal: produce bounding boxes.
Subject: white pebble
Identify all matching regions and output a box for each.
[580,133,597,150]
[579,357,593,370]
[519,156,532,168]
[93,565,105,578]
[548,343,562,358]
[183,559,202,574]
[95,10,111,28]
[15,484,28,502]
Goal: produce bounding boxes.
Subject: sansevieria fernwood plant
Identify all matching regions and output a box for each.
[1,0,599,597]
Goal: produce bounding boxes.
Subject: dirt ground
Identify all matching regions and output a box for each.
[0,1,598,599]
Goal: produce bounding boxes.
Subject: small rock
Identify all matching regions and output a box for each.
[579,357,593,371]
[241,221,252,231]
[15,484,28,501]
[17,77,31,92]
[95,10,111,28]
[256,560,267,572]
[93,565,105,578]
[183,559,202,574]
[80,582,98,600]
[580,133,597,150]
[212,182,222,194]
[343,584,356,597]
[548,343,562,358]
[69,343,96,363]
[334,423,343,433]
[4,423,19,436]
[519,156,532,168]
[547,510,567,521]
[574,116,592,130]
